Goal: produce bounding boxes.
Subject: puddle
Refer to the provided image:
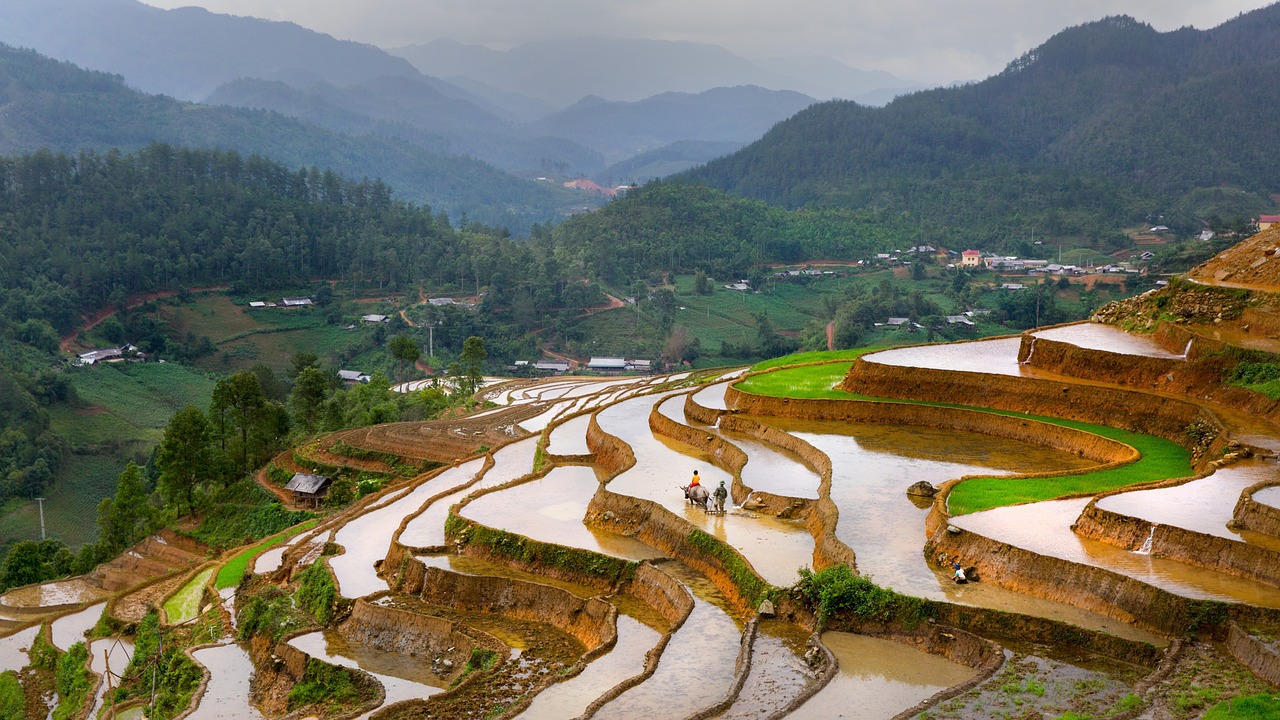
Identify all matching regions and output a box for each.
[517,613,661,719]
[1033,323,1186,358]
[592,563,742,720]
[1098,460,1280,550]
[790,632,975,719]
[331,457,490,597]
[398,443,536,548]
[165,568,214,625]
[50,602,105,650]
[289,628,446,719]
[598,393,814,587]
[955,498,1280,607]
[461,465,664,561]
[189,644,264,719]
[716,619,818,720]
[546,414,592,456]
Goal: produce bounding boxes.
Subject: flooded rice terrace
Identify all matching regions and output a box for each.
[10,321,1280,719]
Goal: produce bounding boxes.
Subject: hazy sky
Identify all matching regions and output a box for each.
[139,0,1274,84]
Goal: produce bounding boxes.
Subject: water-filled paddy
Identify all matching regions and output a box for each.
[164,568,214,625]
[289,628,446,719]
[50,601,105,650]
[461,464,664,561]
[331,457,491,596]
[1032,323,1186,358]
[598,392,814,587]
[865,337,1031,376]
[1098,460,1280,550]
[955,498,1280,607]
[397,444,534,549]
[790,632,975,719]
[592,563,742,720]
[190,644,264,719]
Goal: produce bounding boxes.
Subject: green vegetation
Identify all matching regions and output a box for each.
[0,671,24,719]
[294,561,339,625]
[287,658,363,712]
[215,519,317,589]
[452,648,500,688]
[183,476,313,551]
[1202,694,1280,719]
[163,568,214,625]
[237,584,308,643]
[794,564,933,628]
[53,641,93,720]
[1227,360,1280,400]
[117,611,204,720]
[735,354,1192,515]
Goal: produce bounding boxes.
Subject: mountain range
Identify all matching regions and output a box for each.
[683,10,1280,238]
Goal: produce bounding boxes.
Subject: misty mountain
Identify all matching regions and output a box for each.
[593,140,747,187]
[0,0,427,101]
[206,76,604,177]
[0,44,588,230]
[528,86,816,164]
[684,11,1280,236]
[390,37,914,107]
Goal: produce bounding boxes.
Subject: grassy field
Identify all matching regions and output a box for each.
[1202,694,1280,719]
[1,362,221,550]
[736,354,1192,515]
[157,294,373,373]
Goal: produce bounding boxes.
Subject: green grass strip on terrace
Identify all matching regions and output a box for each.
[163,567,215,624]
[215,518,319,589]
[737,354,1192,516]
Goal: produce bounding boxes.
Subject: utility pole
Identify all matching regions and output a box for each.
[428,323,435,357]
[35,497,45,540]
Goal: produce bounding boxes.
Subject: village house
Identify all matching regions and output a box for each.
[588,357,628,373]
[281,297,313,307]
[1258,215,1280,231]
[284,473,332,508]
[75,345,144,366]
[361,314,389,323]
[534,360,571,374]
[961,249,982,267]
[337,370,371,384]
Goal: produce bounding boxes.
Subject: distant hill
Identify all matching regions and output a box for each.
[0,44,586,230]
[0,0,424,101]
[593,140,747,187]
[390,37,914,107]
[206,77,605,177]
[528,86,816,164]
[686,11,1280,239]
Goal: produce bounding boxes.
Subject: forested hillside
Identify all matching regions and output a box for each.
[0,44,585,230]
[687,12,1280,241]
[0,143,606,518]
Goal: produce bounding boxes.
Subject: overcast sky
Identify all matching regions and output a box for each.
[139,0,1274,84]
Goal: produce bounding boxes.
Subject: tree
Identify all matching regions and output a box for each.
[389,335,420,382]
[210,372,267,476]
[156,405,213,515]
[97,463,157,551]
[290,366,329,434]
[693,270,712,295]
[459,336,487,397]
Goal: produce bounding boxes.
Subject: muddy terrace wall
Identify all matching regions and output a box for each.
[648,399,749,483]
[406,566,617,653]
[924,518,1194,637]
[836,357,1227,457]
[624,562,694,628]
[724,386,1137,466]
[684,391,727,426]
[709,414,856,570]
[1075,495,1280,589]
[1019,334,1182,388]
[1234,480,1280,537]
[586,488,765,616]
[1225,622,1280,686]
[928,603,1163,667]
[340,595,500,669]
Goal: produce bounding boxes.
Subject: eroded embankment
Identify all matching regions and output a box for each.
[1075,493,1280,589]
[338,594,501,681]
[1018,334,1183,388]
[837,358,1229,462]
[1234,480,1280,538]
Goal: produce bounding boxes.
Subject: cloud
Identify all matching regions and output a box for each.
[140,0,1271,84]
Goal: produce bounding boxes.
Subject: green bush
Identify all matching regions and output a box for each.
[237,586,304,643]
[0,671,24,719]
[294,561,338,625]
[287,659,360,711]
[794,565,933,628]
[54,641,93,720]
